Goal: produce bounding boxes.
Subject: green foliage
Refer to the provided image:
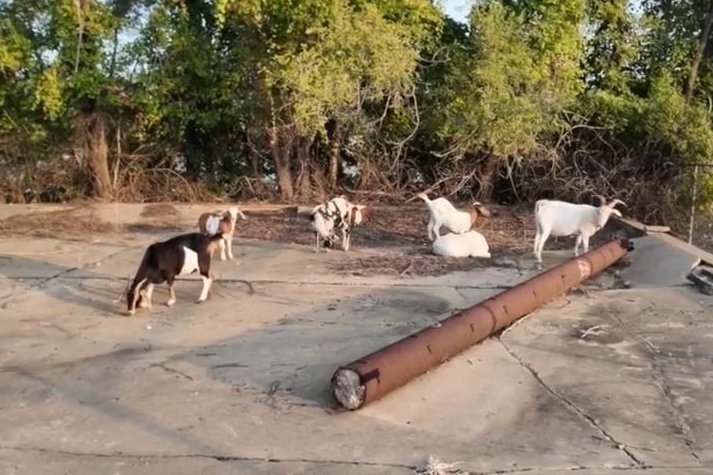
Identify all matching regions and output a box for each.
[3,0,713,218]
[434,0,584,160]
[644,74,713,165]
[584,0,637,92]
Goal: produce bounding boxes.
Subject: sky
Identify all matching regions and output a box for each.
[441,0,473,24]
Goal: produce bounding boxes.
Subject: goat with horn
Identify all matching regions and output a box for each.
[533,196,626,267]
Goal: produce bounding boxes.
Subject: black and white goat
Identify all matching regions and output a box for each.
[126,232,224,315]
[309,196,370,253]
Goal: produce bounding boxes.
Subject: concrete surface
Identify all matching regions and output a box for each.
[1,207,713,475]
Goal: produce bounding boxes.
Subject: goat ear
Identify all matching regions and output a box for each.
[594,194,606,206]
[473,202,491,218]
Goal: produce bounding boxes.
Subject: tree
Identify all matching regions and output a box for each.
[218,0,441,200]
[433,0,585,200]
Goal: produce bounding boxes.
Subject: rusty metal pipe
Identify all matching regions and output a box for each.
[330,236,633,410]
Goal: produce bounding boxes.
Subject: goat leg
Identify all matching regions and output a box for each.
[574,235,582,257]
[196,276,212,303]
[226,234,234,260]
[139,283,154,308]
[167,281,176,307]
[219,239,227,261]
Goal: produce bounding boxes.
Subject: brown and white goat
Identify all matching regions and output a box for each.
[126,232,224,316]
[417,192,491,241]
[198,206,246,261]
[309,196,371,252]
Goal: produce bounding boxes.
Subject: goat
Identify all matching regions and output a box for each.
[417,192,491,241]
[198,206,246,261]
[309,195,371,252]
[126,232,224,316]
[432,230,491,258]
[533,196,625,266]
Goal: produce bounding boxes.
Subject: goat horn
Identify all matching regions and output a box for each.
[608,199,627,208]
[472,202,492,217]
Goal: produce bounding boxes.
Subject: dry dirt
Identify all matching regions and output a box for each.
[0,201,602,276]
[0,207,121,238]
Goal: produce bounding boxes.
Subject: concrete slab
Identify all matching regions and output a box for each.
[1,207,713,474]
[620,234,702,288]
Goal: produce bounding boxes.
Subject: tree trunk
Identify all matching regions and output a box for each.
[687,0,713,101]
[325,118,340,190]
[268,126,294,201]
[295,135,312,199]
[84,111,112,200]
[476,155,498,202]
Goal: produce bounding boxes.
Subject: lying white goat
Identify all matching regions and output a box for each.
[418,192,491,241]
[432,230,491,258]
[533,196,625,265]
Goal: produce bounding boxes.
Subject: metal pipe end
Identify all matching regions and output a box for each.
[610,233,634,251]
[331,368,366,410]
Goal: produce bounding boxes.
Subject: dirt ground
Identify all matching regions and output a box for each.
[0,201,594,277]
[2,202,711,475]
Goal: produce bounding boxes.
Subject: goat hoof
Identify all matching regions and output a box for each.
[125,310,136,317]
[166,299,175,307]
[196,298,206,304]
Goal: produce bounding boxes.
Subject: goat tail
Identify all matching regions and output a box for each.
[534,199,548,236]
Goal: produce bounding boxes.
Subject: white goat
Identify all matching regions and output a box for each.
[533,196,625,265]
[310,202,338,252]
[432,230,491,258]
[309,196,370,252]
[417,192,491,241]
[198,206,246,260]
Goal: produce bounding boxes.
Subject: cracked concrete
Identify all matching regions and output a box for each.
[1,207,713,474]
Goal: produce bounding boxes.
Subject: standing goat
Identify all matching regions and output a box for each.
[533,196,625,266]
[126,232,224,316]
[417,192,491,241]
[309,196,371,252]
[198,206,246,261]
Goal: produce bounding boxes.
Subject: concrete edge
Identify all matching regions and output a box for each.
[613,217,713,271]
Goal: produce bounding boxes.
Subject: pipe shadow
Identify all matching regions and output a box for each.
[167,286,471,408]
